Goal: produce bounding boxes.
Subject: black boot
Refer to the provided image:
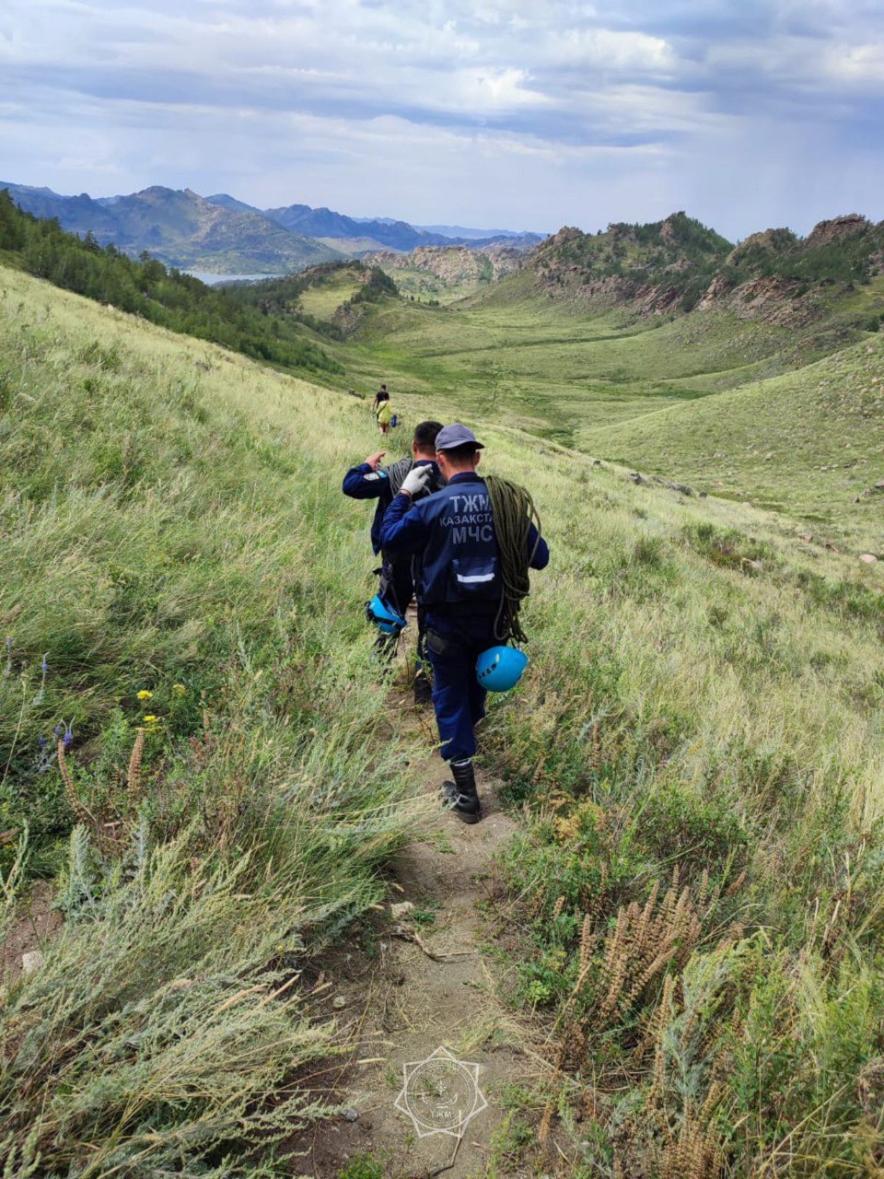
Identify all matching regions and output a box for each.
[413,667,433,706]
[442,758,482,824]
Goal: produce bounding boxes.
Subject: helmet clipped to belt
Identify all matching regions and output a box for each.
[476,645,529,692]
[366,593,407,635]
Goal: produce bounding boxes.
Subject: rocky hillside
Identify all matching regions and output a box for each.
[700,215,884,326]
[531,212,731,313]
[364,243,525,301]
[523,211,884,327]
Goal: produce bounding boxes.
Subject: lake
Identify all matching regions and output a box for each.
[185,271,280,286]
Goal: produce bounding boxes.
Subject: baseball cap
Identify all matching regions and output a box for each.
[435,423,485,451]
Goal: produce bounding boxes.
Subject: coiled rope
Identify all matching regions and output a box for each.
[484,474,542,644]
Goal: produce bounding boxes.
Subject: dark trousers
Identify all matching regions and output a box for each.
[424,613,496,761]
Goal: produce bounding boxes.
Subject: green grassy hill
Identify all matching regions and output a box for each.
[296,266,367,320]
[1,263,881,1176]
[580,335,884,545]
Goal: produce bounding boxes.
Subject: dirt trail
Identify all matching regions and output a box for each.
[297,701,541,1179]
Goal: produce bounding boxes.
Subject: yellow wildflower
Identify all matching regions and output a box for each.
[172,683,186,697]
[143,714,161,725]
[137,689,153,701]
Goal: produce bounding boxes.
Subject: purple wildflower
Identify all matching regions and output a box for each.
[63,723,74,751]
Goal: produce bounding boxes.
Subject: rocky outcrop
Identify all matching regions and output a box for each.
[364,244,523,288]
[805,214,870,249]
[698,273,733,309]
[730,276,819,326]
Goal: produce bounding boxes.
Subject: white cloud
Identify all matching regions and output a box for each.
[0,0,881,233]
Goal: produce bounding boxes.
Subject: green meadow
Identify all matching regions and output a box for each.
[1,263,881,1176]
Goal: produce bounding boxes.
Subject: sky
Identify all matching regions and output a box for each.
[1,0,882,239]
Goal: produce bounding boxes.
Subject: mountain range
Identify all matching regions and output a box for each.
[0,182,542,274]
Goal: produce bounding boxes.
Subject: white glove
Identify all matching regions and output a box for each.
[399,465,432,497]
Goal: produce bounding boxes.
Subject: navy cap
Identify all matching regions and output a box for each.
[435,422,485,451]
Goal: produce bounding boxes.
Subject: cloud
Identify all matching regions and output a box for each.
[0,0,881,234]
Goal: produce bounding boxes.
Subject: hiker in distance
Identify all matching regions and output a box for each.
[372,383,389,414]
[342,419,444,703]
[381,423,549,823]
[373,383,393,435]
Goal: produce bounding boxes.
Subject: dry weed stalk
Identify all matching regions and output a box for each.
[658,1107,726,1179]
[127,727,145,805]
[725,868,747,897]
[598,877,703,1021]
[57,739,94,828]
[579,912,594,973]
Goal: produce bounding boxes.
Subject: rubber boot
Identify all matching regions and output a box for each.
[442,758,482,824]
[413,666,433,706]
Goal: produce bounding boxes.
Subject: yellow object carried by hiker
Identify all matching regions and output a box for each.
[376,399,393,432]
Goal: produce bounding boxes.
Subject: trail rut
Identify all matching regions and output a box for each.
[296,694,542,1179]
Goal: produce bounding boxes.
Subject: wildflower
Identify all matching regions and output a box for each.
[172,683,186,697]
[62,723,74,751]
[143,714,161,727]
[137,689,153,701]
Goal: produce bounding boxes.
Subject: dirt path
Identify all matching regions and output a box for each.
[297,699,543,1179]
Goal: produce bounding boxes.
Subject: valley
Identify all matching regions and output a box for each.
[328,263,883,550]
[1,198,881,1178]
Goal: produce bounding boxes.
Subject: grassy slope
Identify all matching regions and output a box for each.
[0,265,426,1175]
[580,334,884,545]
[297,269,364,320]
[1,266,882,1176]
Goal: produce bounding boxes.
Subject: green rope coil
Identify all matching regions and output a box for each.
[484,474,542,644]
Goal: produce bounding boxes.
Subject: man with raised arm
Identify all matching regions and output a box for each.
[380,423,549,823]
[342,420,444,701]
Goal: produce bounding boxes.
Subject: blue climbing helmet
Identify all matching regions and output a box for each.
[366,594,406,635]
[476,646,529,692]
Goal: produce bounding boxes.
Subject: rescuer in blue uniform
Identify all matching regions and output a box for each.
[381,423,549,822]
[342,420,443,701]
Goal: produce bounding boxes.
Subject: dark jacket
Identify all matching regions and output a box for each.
[342,457,442,554]
[380,472,549,610]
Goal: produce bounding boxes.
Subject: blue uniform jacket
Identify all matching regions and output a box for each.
[380,472,549,610]
[342,458,439,554]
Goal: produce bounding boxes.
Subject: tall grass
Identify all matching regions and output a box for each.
[0,268,425,1173]
[1,264,881,1176]
[472,428,882,1175]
